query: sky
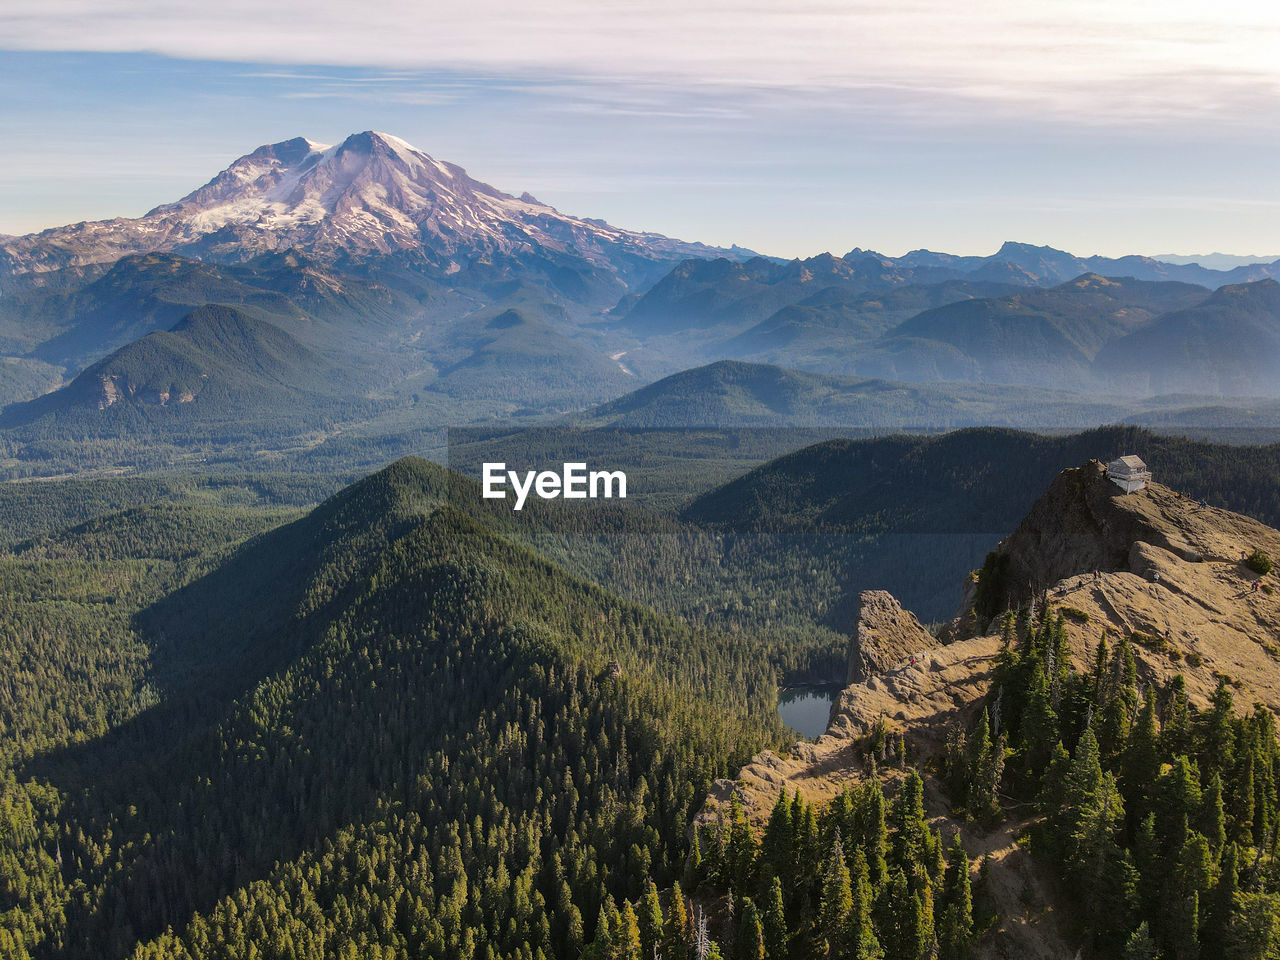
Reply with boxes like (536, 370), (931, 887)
(2, 0), (1279, 259)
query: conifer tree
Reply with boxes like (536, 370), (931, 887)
(664, 883), (695, 960)
(854, 779), (889, 887)
(1122, 689), (1162, 819)
(619, 902), (644, 960)
(1202, 840), (1238, 954)
(762, 791), (794, 888)
(1019, 663), (1058, 784)
(891, 772), (930, 872)
(848, 850), (880, 960)
(727, 796), (758, 897)
(1163, 675), (1193, 760)
(1122, 922), (1159, 960)
(1200, 678), (1237, 781)
(761, 876), (788, 960)
(937, 834), (973, 960)
(820, 837), (853, 958)
(638, 881), (664, 960)
(735, 899), (766, 960)
(1199, 773), (1227, 854)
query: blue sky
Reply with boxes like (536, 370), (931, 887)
(2, 1), (1279, 259)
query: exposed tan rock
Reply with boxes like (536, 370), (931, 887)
(847, 589), (941, 683)
(697, 458), (1280, 960)
(705, 602), (1001, 829)
(976, 459), (1280, 618)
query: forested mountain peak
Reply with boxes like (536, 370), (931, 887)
(30, 303), (346, 413)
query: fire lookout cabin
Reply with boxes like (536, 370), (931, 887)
(1106, 455), (1152, 494)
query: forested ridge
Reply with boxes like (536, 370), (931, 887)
(2, 429), (1280, 959)
(0, 458), (790, 960)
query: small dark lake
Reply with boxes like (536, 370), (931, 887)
(777, 686), (839, 739)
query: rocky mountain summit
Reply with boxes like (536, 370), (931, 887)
(700, 458), (1280, 957)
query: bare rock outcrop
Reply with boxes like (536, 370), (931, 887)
(972, 459), (1278, 621)
(697, 457), (1280, 960)
(847, 589), (941, 683)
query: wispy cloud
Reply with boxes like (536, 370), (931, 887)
(2, 0), (1277, 123)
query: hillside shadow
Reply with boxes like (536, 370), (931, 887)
(15, 501), (463, 959)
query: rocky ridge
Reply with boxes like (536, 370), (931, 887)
(698, 457), (1280, 958)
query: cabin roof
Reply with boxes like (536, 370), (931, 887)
(1107, 455), (1149, 475)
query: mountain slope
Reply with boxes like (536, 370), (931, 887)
(1, 304), (361, 437)
(681, 425), (1280, 618)
(0, 132), (734, 293)
(860, 273), (1211, 386)
(722, 277), (1020, 365)
(579, 359), (1163, 430)
(685, 426), (1280, 533)
(0, 457), (785, 960)
(1096, 279), (1280, 395)
(0, 251), (427, 373)
(615, 252), (952, 336)
(430, 308), (635, 407)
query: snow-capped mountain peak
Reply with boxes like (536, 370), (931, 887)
(1, 132), (730, 284)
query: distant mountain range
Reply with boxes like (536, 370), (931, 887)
(871, 240), (1280, 288)
(2, 130), (1279, 477)
(577, 359), (1280, 434)
(577, 359), (1129, 429)
(1154, 252), (1280, 270)
(857, 273), (1211, 387)
(1096, 278), (1280, 395)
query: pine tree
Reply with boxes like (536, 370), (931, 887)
(1156, 757), (1202, 855)
(1019, 663), (1058, 784)
(664, 883), (695, 960)
(1122, 922), (1159, 960)
(848, 850), (880, 960)
(909, 871), (937, 960)
(762, 791), (794, 888)
(1037, 741), (1071, 817)
(891, 772), (930, 871)
(687, 828), (705, 891)
(1199, 678), (1237, 781)
(619, 902), (644, 960)
(1132, 813), (1162, 922)
(1096, 635), (1138, 762)
(761, 876), (788, 960)
(727, 796), (758, 898)
(735, 899), (766, 960)
(1163, 675), (1193, 760)
(970, 730), (1005, 824)
(1091, 638), (1111, 708)
(820, 837), (853, 958)
(1199, 773), (1227, 854)
(1122, 689), (1162, 820)
(965, 709), (993, 817)
(937, 834), (973, 960)
(854, 778), (889, 887)
(1062, 740), (1136, 953)
(1202, 840), (1238, 954)
(1164, 833), (1212, 960)
(638, 881), (664, 960)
